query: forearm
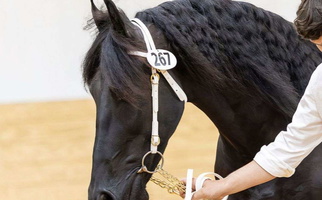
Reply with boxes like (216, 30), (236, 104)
(190, 161), (276, 200)
(221, 161), (275, 196)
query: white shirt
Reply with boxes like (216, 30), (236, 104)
(254, 64), (322, 177)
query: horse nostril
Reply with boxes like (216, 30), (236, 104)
(99, 192), (114, 200)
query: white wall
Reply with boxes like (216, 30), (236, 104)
(237, 0), (301, 22)
(0, 1), (93, 104)
(0, 0), (301, 104)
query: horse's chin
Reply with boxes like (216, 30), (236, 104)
(129, 188), (149, 200)
(99, 178), (149, 200)
(127, 175), (149, 200)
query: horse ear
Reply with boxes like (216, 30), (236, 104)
(103, 0), (130, 36)
(90, 0), (109, 31)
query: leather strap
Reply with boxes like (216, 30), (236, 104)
(185, 169), (194, 200)
(160, 70), (187, 102)
(131, 18), (157, 51)
(151, 70), (159, 154)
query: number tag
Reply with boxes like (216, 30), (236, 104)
(147, 49), (177, 70)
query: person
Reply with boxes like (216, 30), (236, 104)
(183, 0), (322, 199)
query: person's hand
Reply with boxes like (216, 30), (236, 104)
(179, 178), (195, 198)
(180, 161), (276, 199)
(191, 179), (228, 200)
(180, 178), (228, 200)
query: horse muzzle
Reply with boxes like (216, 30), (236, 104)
(88, 173), (150, 200)
(94, 191), (117, 200)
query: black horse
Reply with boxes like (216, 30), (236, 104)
(83, 0), (322, 199)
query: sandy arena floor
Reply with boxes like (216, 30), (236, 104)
(0, 100), (219, 200)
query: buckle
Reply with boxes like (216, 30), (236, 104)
(151, 135), (161, 146)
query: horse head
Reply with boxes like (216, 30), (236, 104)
(84, 1), (186, 199)
(84, 0), (322, 199)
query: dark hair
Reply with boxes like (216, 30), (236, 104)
(294, 0), (322, 40)
(83, 0), (322, 112)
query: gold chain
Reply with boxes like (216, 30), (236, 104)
(150, 167), (186, 196)
(149, 168), (213, 200)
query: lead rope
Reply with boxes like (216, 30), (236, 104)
(129, 18), (228, 200)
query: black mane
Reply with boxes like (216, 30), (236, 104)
(136, 0), (322, 116)
(83, 0), (322, 115)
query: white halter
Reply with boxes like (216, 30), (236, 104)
(130, 18), (228, 200)
(129, 18), (187, 174)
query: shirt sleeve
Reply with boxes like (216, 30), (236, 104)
(254, 64), (322, 178)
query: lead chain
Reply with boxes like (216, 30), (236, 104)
(150, 167), (186, 196)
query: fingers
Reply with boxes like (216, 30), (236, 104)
(191, 180), (226, 200)
(181, 178), (219, 200)
(180, 178), (187, 198)
(179, 189), (185, 199)
(190, 179), (213, 200)
(182, 178), (197, 191)
(180, 177), (197, 199)
(191, 188), (206, 200)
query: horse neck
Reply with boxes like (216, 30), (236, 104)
(148, 20), (287, 155)
(177, 74), (289, 157)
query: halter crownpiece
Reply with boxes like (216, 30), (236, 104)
(129, 18), (187, 102)
(129, 19), (178, 71)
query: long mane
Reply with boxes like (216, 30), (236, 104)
(83, 0), (322, 115)
(135, 0), (322, 116)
